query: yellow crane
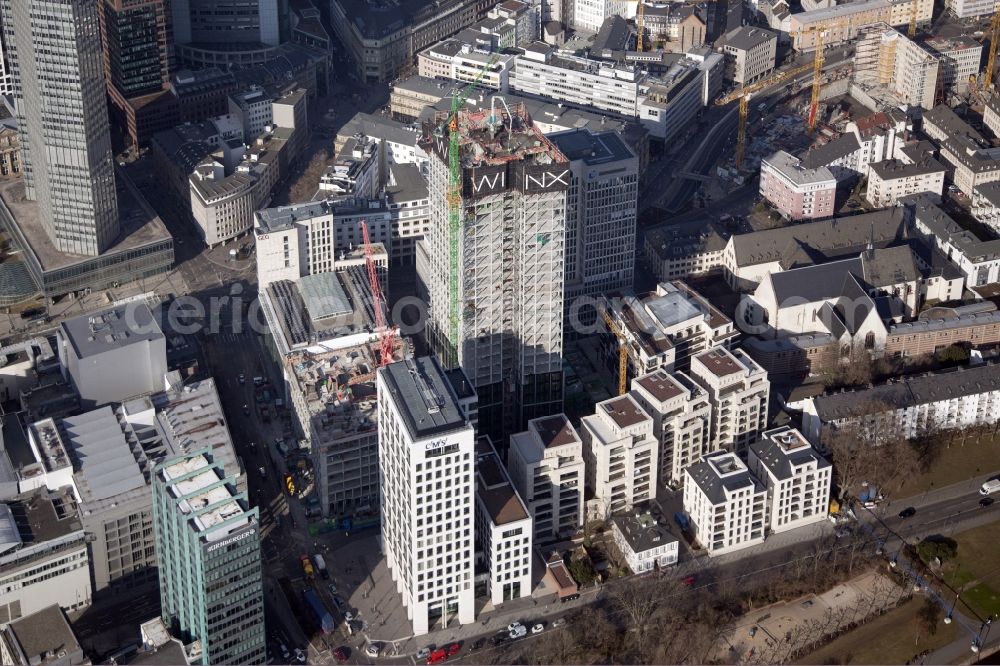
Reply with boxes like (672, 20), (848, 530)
(908, 0), (918, 38)
(602, 311), (628, 396)
(987, 11), (1000, 91)
(808, 27), (826, 134)
(636, 0), (646, 52)
(715, 62), (813, 168)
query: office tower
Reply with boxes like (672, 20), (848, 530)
(1, 0), (120, 257)
(548, 128), (638, 336)
(418, 103), (570, 441)
(152, 451), (265, 665)
(377, 357), (476, 636)
(97, 0), (175, 148)
(171, 0), (287, 66)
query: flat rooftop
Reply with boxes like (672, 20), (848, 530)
(597, 395), (649, 429)
(634, 369), (686, 403)
(695, 348), (744, 378)
(152, 378), (240, 480)
(549, 129), (634, 166)
(380, 357), (469, 441)
(0, 173), (170, 272)
(59, 302), (163, 360)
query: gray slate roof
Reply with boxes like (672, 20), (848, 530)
(380, 357), (469, 440)
(801, 133), (861, 170)
(750, 432), (829, 481)
(813, 362), (1000, 421)
(686, 453), (761, 505)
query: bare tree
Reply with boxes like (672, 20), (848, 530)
(288, 148), (331, 203)
(610, 577), (661, 662)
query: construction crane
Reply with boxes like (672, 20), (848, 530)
(438, 56), (499, 368)
(637, 0), (646, 52)
(986, 11), (1000, 92)
(907, 0), (918, 38)
(715, 62), (813, 168)
(602, 312), (628, 396)
(808, 27), (826, 133)
(360, 220), (395, 367)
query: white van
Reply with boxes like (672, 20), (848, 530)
(980, 479), (1000, 495)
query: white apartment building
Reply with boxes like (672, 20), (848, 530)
(690, 347), (769, 455)
(581, 395), (658, 517)
(599, 281), (738, 383)
(985, 97), (1000, 140)
(854, 25), (939, 110)
(636, 53), (723, 143)
(972, 182), (1000, 234)
(337, 113), (429, 172)
(549, 129), (638, 332)
(907, 194), (1000, 289)
(190, 161), (256, 247)
(418, 104), (568, 439)
(720, 26), (777, 85)
(377, 357), (477, 636)
(609, 510), (679, 574)
(630, 369), (713, 488)
(474, 439), (533, 606)
(508, 414), (586, 543)
(488, 0), (538, 45)
(866, 157), (946, 207)
(922, 35), (982, 94)
(759, 151), (837, 221)
(572, 0), (630, 33)
(940, 139), (1000, 196)
(747, 426), (832, 534)
(788, 0), (934, 52)
(801, 362), (1000, 443)
(683, 451), (767, 556)
(943, 0), (999, 18)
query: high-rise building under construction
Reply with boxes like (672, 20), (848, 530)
(417, 102), (569, 442)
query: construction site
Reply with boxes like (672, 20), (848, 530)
(418, 100), (570, 440)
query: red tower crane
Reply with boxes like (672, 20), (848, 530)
(360, 221), (395, 367)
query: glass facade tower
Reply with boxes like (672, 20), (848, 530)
(152, 451), (266, 665)
(0, 0), (120, 257)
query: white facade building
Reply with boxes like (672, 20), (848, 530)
(747, 426), (832, 534)
(683, 451), (767, 556)
(572, 0), (630, 33)
(690, 348), (769, 455)
(508, 414), (586, 543)
(801, 362), (1000, 443)
(943, 0), (999, 18)
(377, 357), (477, 636)
(581, 395), (658, 517)
(720, 26), (777, 85)
(609, 510), (679, 574)
(630, 369), (713, 488)
(474, 439), (533, 606)
(866, 157), (946, 207)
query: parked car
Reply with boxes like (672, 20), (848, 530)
(365, 643), (380, 658)
(898, 507), (917, 518)
(294, 648), (306, 663)
(980, 497), (995, 508)
(334, 646), (349, 663)
(344, 611), (354, 623)
(552, 617), (566, 628)
(415, 647), (431, 660)
(509, 625), (527, 639)
(531, 623), (544, 634)
(471, 638), (485, 651)
(683, 575), (697, 586)
(446, 643), (461, 656)
(280, 645), (290, 660)
(238, 374), (246, 384)
(490, 633), (508, 646)
(749, 626), (757, 637)
(426, 649), (448, 665)
(507, 622), (522, 632)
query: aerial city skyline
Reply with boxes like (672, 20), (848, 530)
(0, 0), (998, 664)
